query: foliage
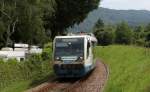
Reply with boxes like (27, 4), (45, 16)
(94, 19), (104, 30)
(132, 26), (145, 45)
(115, 22), (133, 44)
(1, 81), (31, 92)
(135, 39), (145, 46)
(0, 0), (56, 47)
(134, 26), (145, 39)
(145, 24), (150, 46)
(0, 21), (6, 48)
(94, 21), (115, 46)
(95, 45), (150, 92)
(0, 53), (53, 91)
(69, 7), (150, 33)
(0, 0), (101, 47)
(49, 0), (101, 39)
(0, 42), (54, 91)
(42, 43), (52, 60)
(10, 0), (55, 46)
(93, 20), (150, 47)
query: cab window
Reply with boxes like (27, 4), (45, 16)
(87, 41), (90, 58)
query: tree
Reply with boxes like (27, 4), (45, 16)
(93, 19), (115, 46)
(13, 0), (44, 45)
(133, 25), (145, 46)
(49, 0), (101, 39)
(94, 19), (104, 30)
(0, 21), (6, 48)
(0, 0), (56, 47)
(134, 25), (144, 39)
(115, 22), (133, 44)
(0, 0), (19, 46)
(144, 23), (150, 48)
(0, 0), (100, 47)
(93, 18), (104, 36)
(144, 23), (150, 32)
(41, 0), (56, 40)
(95, 26), (115, 46)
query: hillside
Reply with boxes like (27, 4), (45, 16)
(68, 8), (150, 32)
(97, 8), (150, 26)
(95, 45), (150, 92)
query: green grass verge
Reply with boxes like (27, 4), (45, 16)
(2, 45), (150, 92)
(1, 80), (31, 92)
(1, 73), (54, 92)
(95, 45), (150, 92)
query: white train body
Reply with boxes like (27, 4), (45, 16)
(53, 33), (97, 77)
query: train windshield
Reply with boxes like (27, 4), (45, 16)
(54, 38), (84, 58)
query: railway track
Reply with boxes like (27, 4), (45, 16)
(25, 60), (109, 92)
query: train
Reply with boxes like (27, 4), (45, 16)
(52, 33), (97, 78)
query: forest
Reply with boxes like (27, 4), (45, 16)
(0, 0), (150, 48)
(93, 19), (150, 47)
(0, 0), (100, 48)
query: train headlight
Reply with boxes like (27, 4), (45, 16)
(55, 57), (61, 61)
(56, 57), (60, 60)
(80, 57), (83, 60)
(76, 56), (83, 62)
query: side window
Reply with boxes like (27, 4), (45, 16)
(92, 42), (95, 59)
(87, 41), (90, 58)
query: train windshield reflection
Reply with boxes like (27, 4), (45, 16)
(54, 38), (84, 58)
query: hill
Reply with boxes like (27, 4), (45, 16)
(97, 8), (150, 26)
(95, 45), (150, 92)
(68, 8), (150, 32)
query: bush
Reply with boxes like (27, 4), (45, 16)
(94, 25), (115, 46)
(135, 39), (145, 46)
(0, 46), (53, 91)
(42, 43), (52, 60)
(115, 22), (133, 45)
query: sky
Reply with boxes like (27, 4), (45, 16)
(100, 0), (150, 10)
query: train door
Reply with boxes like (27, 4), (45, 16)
(91, 41), (97, 65)
(86, 38), (93, 65)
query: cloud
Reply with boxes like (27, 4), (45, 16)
(100, 0), (150, 10)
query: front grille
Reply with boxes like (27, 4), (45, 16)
(53, 64), (84, 69)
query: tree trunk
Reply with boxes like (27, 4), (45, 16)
(5, 19), (18, 47)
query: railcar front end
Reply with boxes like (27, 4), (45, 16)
(53, 35), (96, 78)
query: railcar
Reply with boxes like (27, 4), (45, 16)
(52, 33), (97, 77)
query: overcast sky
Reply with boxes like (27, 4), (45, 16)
(100, 0), (150, 10)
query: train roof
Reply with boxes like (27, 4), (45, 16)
(55, 35), (89, 38)
(55, 33), (97, 42)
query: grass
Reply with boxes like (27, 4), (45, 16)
(95, 45), (150, 92)
(1, 45), (150, 92)
(1, 81), (31, 92)
(0, 74), (54, 92)
(0, 70), (54, 92)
